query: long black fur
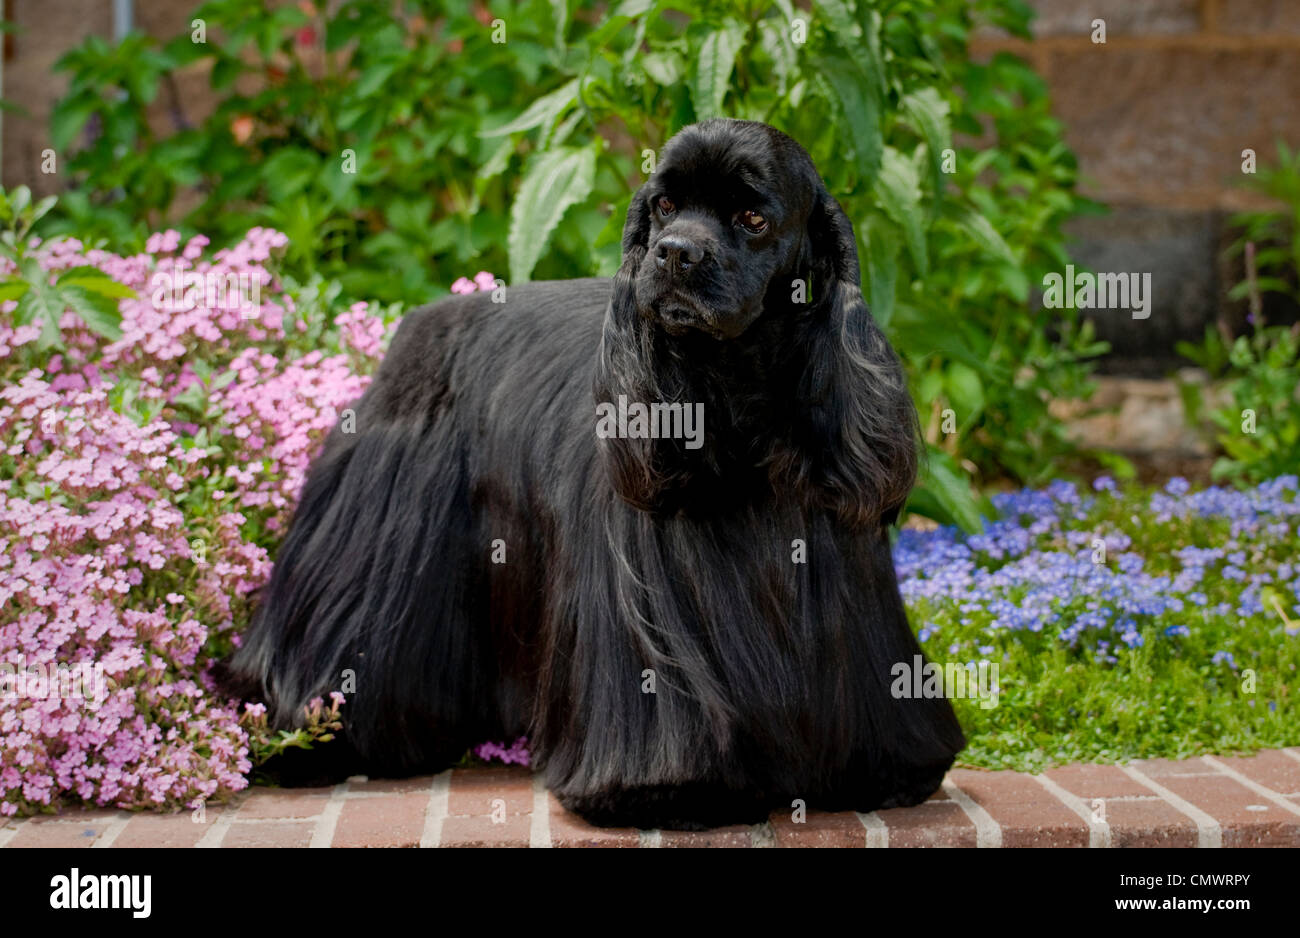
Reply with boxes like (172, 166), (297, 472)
(222, 119), (965, 829)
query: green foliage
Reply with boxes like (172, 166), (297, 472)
(43, 0), (1101, 529)
(1178, 142), (1300, 484)
(0, 186), (135, 349)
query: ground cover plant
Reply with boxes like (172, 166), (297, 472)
(900, 477), (1300, 772)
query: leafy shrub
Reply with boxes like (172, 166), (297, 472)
(1179, 143), (1300, 484)
(44, 0), (1102, 529)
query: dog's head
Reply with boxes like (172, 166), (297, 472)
(598, 119), (917, 527)
(617, 119), (838, 340)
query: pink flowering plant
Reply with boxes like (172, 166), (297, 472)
(0, 185), (416, 815)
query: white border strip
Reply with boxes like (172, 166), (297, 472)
(1120, 764), (1221, 848)
(1033, 773), (1111, 847)
(308, 781), (350, 849)
(91, 812), (131, 849)
(856, 811), (888, 848)
(1202, 756), (1300, 818)
(419, 770), (452, 848)
(942, 779), (1002, 847)
(195, 800), (239, 848)
(529, 773), (552, 848)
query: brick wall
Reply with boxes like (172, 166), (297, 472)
(4, 1), (1300, 374)
(974, 0), (1300, 373)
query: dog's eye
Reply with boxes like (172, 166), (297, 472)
(656, 196), (676, 217)
(738, 210), (767, 233)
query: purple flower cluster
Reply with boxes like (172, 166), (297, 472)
(472, 737), (530, 767)
(894, 475), (1300, 660)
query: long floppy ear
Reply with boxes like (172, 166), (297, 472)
(800, 192), (919, 528)
(593, 184), (676, 511)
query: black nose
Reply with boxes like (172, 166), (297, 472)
(654, 235), (705, 276)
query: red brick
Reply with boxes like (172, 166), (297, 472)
(659, 824), (752, 847)
(439, 815), (531, 847)
(546, 794), (638, 848)
(1212, 752), (1300, 794)
(115, 807), (226, 848)
(1218, 0), (1300, 35)
(1025, 762), (1201, 845)
(348, 775), (439, 794)
(446, 767), (533, 817)
(876, 801), (976, 847)
(1045, 763), (1157, 799)
(1131, 757), (1217, 778)
(769, 810), (867, 848)
(222, 821), (315, 848)
(948, 769), (1088, 847)
(237, 787), (333, 819)
(1103, 800), (1199, 848)
(1028, 0), (1201, 37)
(1153, 773), (1300, 847)
(332, 792), (428, 848)
(7, 814), (116, 848)
(1045, 47), (1300, 209)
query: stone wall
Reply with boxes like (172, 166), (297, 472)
(4, 1), (1300, 375)
(974, 0), (1300, 374)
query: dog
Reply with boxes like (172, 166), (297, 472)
(222, 118), (966, 830)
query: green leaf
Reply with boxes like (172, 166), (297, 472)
(945, 362), (986, 425)
(691, 22), (745, 120)
(952, 207), (1016, 266)
(862, 215), (899, 327)
(550, 0), (569, 48)
(0, 278), (30, 302)
(900, 87), (953, 203)
(508, 145), (597, 283)
(907, 448), (985, 534)
(50, 95), (96, 151)
(814, 0), (860, 42)
(62, 285), (124, 341)
(819, 58), (882, 178)
(480, 79), (579, 137)
(476, 137), (515, 190)
(57, 266), (138, 299)
(874, 146), (928, 274)
(17, 257), (67, 343)
(30, 195), (58, 228)
(262, 148), (320, 203)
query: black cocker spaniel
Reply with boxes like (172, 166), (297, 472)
(223, 118), (966, 830)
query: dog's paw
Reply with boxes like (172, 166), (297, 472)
(556, 782), (771, 831)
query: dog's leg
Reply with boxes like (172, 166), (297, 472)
(222, 412), (505, 780)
